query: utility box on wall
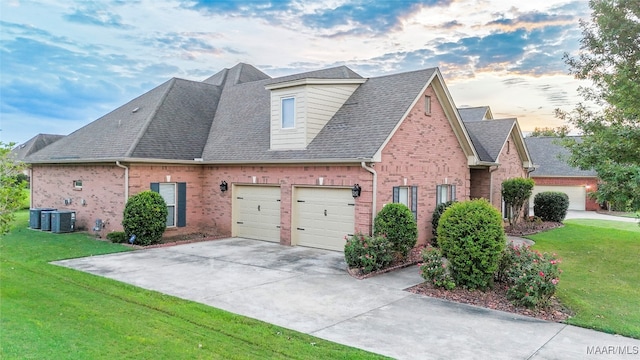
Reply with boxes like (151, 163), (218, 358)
(29, 208), (56, 229)
(51, 211), (76, 233)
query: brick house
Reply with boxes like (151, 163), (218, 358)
(26, 63), (532, 250)
(524, 136), (599, 211)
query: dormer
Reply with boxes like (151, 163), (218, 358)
(266, 78), (366, 150)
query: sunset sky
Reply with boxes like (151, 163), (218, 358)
(1, 0), (591, 145)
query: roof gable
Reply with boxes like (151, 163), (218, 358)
(525, 136), (596, 177)
(11, 134), (64, 161)
(458, 106), (493, 122)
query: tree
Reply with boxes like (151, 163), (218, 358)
(501, 178), (535, 226)
(0, 142), (28, 235)
(557, 0), (640, 211)
(529, 126), (569, 137)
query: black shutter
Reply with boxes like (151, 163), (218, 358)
(411, 186), (418, 220)
(436, 185), (442, 205)
(451, 185), (456, 201)
(177, 182), (186, 227)
(393, 186), (399, 203)
(150, 183), (159, 193)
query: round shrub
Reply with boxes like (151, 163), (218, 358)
(437, 199), (505, 290)
(431, 200), (456, 240)
(373, 203), (418, 258)
(122, 191), (168, 246)
(534, 191), (569, 222)
(344, 233), (394, 274)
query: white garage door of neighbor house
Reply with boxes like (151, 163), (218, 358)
(233, 186), (281, 242)
(531, 185), (586, 211)
(293, 187), (355, 251)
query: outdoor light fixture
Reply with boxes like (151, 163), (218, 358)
(220, 181), (228, 193)
(351, 184), (361, 198)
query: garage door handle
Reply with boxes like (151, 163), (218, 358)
(348, 203), (355, 206)
(236, 221), (244, 224)
(324, 209), (327, 216)
(258, 205), (260, 211)
(297, 227), (305, 231)
(297, 200), (305, 203)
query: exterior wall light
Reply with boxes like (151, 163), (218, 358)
(220, 181), (228, 193)
(352, 184), (361, 198)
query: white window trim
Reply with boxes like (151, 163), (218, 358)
(281, 97), (295, 129)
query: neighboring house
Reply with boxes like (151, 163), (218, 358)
(459, 106), (533, 215)
(10, 134), (64, 161)
(26, 63), (532, 250)
(525, 136), (599, 211)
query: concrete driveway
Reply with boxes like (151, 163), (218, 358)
(54, 238), (639, 359)
(565, 210), (639, 223)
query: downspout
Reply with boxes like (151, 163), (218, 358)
(361, 162), (377, 235)
(115, 161), (129, 201)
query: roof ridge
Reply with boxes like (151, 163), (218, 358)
(124, 78), (177, 157)
(371, 67), (437, 80)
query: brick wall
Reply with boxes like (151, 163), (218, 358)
(377, 85), (470, 245)
(491, 133), (527, 210)
(531, 176), (600, 211)
(31, 164), (126, 235)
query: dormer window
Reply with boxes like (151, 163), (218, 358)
(281, 97), (295, 128)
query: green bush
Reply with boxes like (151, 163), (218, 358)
(106, 231), (127, 244)
(534, 192), (569, 222)
(122, 191), (168, 246)
(373, 203), (418, 258)
(431, 201), (455, 240)
(344, 233), (394, 274)
(437, 199), (505, 290)
(497, 244), (562, 308)
(501, 178), (535, 226)
(420, 247), (455, 290)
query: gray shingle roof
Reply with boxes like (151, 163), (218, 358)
(458, 106), (490, 122)
(201, 67), (436, 161)
(10, 134), (64, 161)
(463, 119), (516, 162)
(524, 136), (597, 177)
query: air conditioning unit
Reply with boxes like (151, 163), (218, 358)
(29, 208), (56, 229)
(51, 211), (76, 233)
(40, 210), (57, 231)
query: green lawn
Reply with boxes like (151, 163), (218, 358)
(1, 211), (387, 359)
(529, 219), (640, 339)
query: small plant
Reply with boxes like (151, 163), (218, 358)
(437, 199), (505, 290)
(420, 247), (455, 290)
(431, 200), (455, 240)
(534, 191), (569, 222)
(498, 244), (562, 308)
(344, 233), (394, 274)
(106, 231), (127, 243)
(373, 203), (418, 259)
(122, 191), (168, 246)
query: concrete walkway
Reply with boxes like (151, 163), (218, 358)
(54, 238), (640, 360)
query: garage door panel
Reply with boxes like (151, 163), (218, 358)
(531, 185), (586, 211)
(234, 186), (281, 242)
(294, 187), (355, 251)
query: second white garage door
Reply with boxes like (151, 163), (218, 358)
(293, 187), (355, 251)
(531, 185), (586, 211)
(233, 185), (281, 242)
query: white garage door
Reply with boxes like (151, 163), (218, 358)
(531, 185), (586, 211)
(233, 186), (281, 242)
(293, 187), (355, 251)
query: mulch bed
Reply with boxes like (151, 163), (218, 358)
(347, 245), (426, 279)
(504, 220), (563, 236)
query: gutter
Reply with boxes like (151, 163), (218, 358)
(361, 161), (377, 235)
(115, 161), (129, 201)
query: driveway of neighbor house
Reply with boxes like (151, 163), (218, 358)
(54, 238), (640, 360)
(565, 210), (639, 223)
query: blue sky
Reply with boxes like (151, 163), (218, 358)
(1, 0), (590, 145)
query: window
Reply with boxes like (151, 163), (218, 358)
(73, 180), (83, 190)
(151, 182), (186, 227)
(393, 186), (418, 220)
(281, 97), (295, 128)
(424, 95), (431, 115)
(436, 184), (456, 205)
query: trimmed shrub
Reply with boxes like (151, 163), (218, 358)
(437, 199), (505, 290)
(497, 244), (562, 308)
(420, 247), (455, 290)
(534, 191), (569, 222)
(106, 231), (127, 243)
(122, 191), (168, 246)
(431, 200), (456, 240)
(501, 177), (535, 226)
(373, 203), (418, 258)
(344, 233), (394, 274)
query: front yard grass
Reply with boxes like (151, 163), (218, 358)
(528, 219), (640, 339)
(0, 211), (387, 359)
